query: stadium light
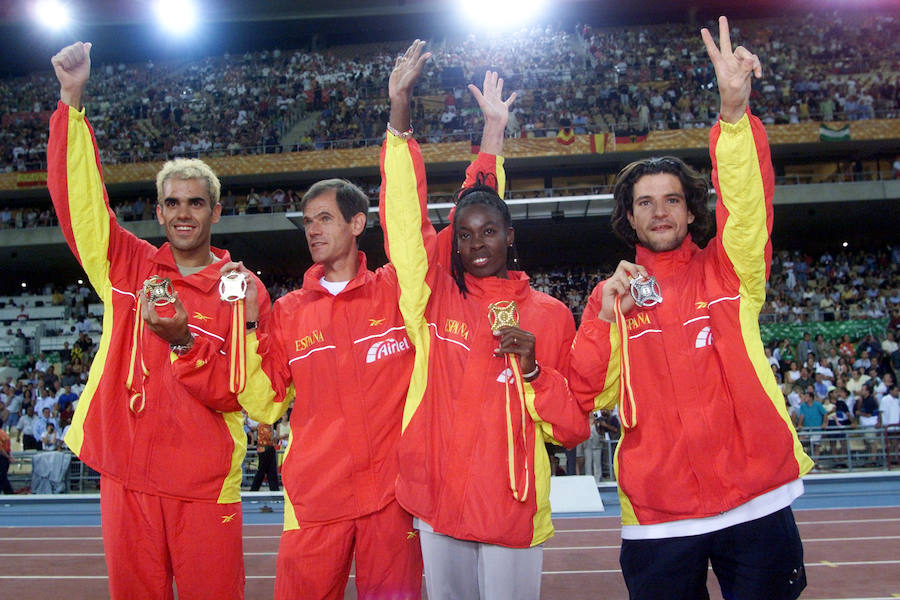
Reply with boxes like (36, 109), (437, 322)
(154, 0), (198, 36)
(33, 0), (71, 32)
(459, 0), (547, 29)
(20, 282), (27, 288)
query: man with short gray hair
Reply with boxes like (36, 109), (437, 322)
(231, 174), (424, 599)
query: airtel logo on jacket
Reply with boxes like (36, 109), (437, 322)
(365, 337), (411, 363)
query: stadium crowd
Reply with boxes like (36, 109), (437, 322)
(1, 10), (899, 172)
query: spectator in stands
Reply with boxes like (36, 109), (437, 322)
(34, 353), (50, 373)
(0, 426), (14, 494)
(852, 383), (882, 462)
(49, 41), (270, 600)
(40, 421), (59, 450)
(16, 404), (39, 450)
(566, 19), (810, 599)
(32, 405), (59, 449)
(796, 332), (816, 360)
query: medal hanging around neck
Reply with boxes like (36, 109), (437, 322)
(219, 271), (249, 394)
(127, 276), (177, 414)
(488, 300), (530, 503)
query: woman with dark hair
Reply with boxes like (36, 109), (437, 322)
(380, 42), (587, 599)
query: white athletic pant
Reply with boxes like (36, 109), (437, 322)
(416, 521), (543, 600)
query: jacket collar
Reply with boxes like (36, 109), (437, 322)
(150, 243), (230, 293)
(462, 270), (531, 302)
(634, 235), (699, 276)
(302, 251), (371, 295)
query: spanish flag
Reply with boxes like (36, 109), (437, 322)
(589, 133), (610, 153)
(556, 128), (575, 145)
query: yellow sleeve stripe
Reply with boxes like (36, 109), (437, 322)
(523, 379), (563, 446)
(495, 155), (506, 199)
(383, 133), (433, 432)
(615, 428), (640, 525)
(281, 428), (300, 531)
(716, 117), (813, 477)
(66, 105), (113, 298)
(530, 437), (554, 546)
(597, 322), (622, 411)
(217, 410), (247, 504)
(716, 115), (768, 308)
(63, 308), (114, 456)
(239, 333), (293, 424)
(61, 106), (116, 459)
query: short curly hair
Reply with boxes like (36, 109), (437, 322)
(610, 156), (712, 248)
(156, 158), (221, 208)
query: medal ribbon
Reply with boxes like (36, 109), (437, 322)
(504, 354), (530, 503)
(126, 297), (148, 414)
(614, 296), (638, 429)
(229, 299), (247, 394)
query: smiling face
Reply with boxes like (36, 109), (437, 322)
(157, 178), (221, 267)
(455, 203), (514, 279)
(626, 173), (695, 253)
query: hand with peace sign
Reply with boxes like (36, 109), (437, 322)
(701, 16), (762, 124)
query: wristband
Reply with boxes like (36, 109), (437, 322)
(387, 121), (414, 140)
(246, 321), (258, 331)
(169, 333), (196, 356)
(522, 362), (540, 382)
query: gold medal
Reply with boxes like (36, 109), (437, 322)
(142, 275), (176, 307)
(488, 300), (519, 332)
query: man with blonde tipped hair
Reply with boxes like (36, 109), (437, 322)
(48, 41), (269, 600)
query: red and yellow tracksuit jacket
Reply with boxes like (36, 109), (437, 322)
(381, 131), (588, 548)
(48, 102), (269, 503)
(239, 255), (415, 529)
(566, 112), (814, 526)
(238, 151), (499, 530)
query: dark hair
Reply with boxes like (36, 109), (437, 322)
(300, 179), (370, 226)
(610, 156), (713, 248)
(450, 181), (519, 296)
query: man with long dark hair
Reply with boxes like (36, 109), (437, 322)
(567, 17), (813, 600)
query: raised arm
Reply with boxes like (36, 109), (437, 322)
(703, 17), (775, 308)
(436, 72), (516, 267)
(48, 42), (155, 299)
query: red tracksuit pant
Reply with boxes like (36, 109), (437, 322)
(100, 475), (245, 599)
(274, 499), (423, 599)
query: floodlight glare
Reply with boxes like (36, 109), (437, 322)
(34, 0), (71, 31)
(154, 0), (198, 35)
(459, 0), (547, 28)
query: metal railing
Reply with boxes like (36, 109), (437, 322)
(6, 426), (897, 493)
(548, 425), (899, 484)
